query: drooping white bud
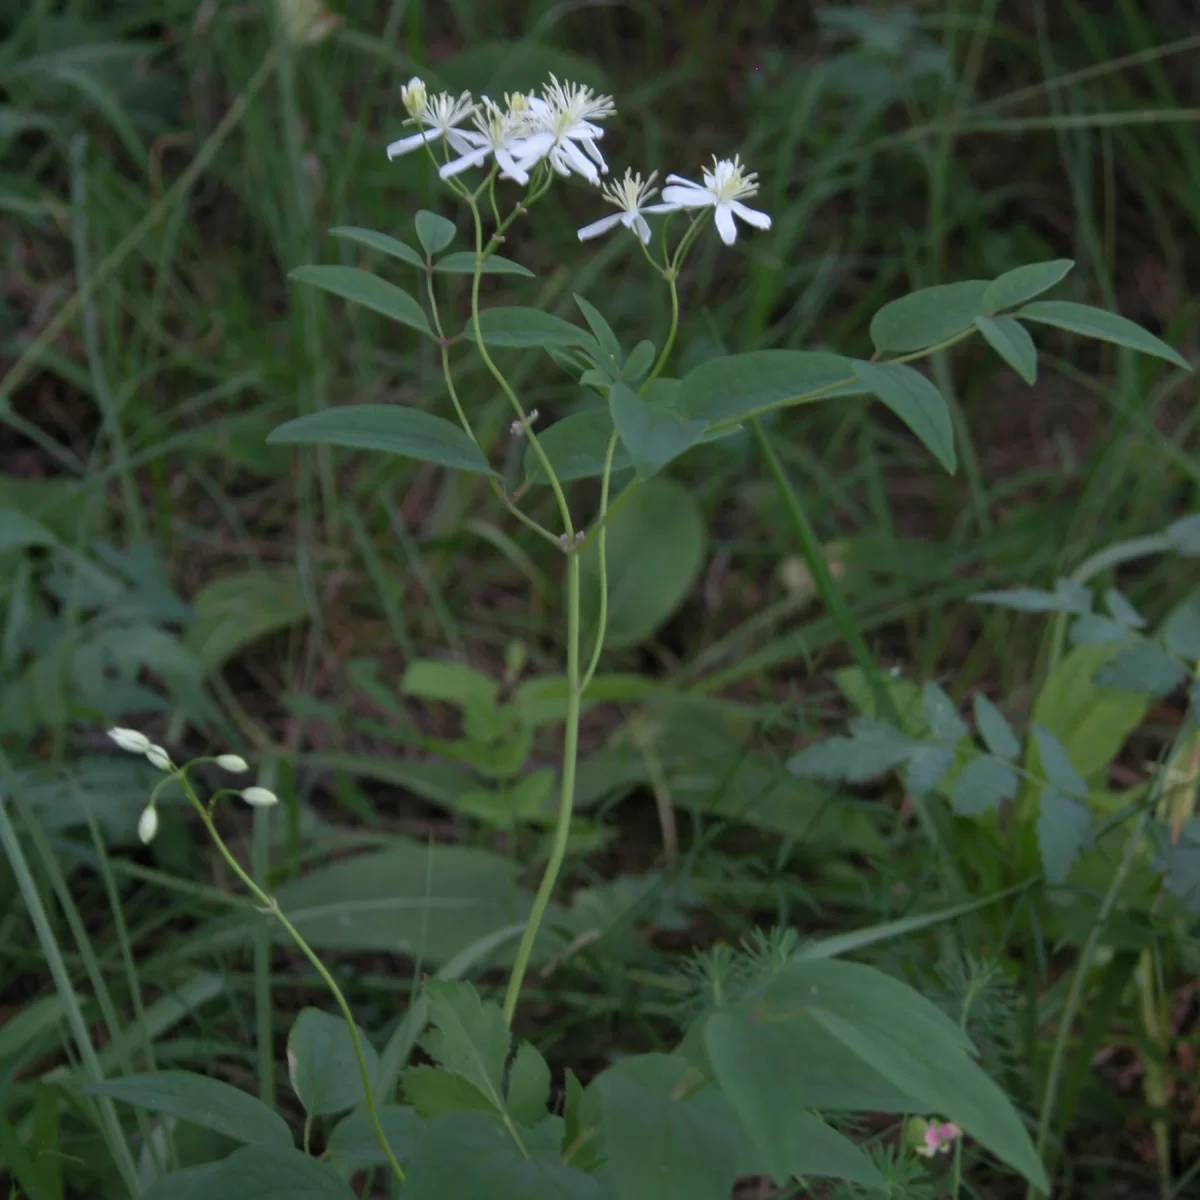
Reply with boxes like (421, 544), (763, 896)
(241, 786), (279, 807)
(137, 805), (159, 844)
(145, 745), (173, 772)
(216, 754), (250, 773)
(108, 727), (151, 755)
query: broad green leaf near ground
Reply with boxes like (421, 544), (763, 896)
(287, 1007), (378, 1116)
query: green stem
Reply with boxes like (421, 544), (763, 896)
(579, 433), (618, 696)
(185, 786), (404, 1184)
(643, 271), (679, 388)
(1029, 810), (1148, 1199)
(503, 552), (582, 1025)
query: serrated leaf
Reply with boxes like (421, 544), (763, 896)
(851, 361), (956, 473)
(903, 744), (955, 797)
(1069, 613), (1132, 648)
(329, 225), (424, 268)
(1104, 588), (1146, 629)
(951, 756), (1018, 816)
(288, 265), (430, 335)
(973, 578), (1091, 614)
(923, 681), (968, 742)
(1165, 598), (1200, 661)
(869, 280), (989, 352)
(788, 720), (914, 782)
(268, 406), (497, 476)
(422, 981), (509, 1113)
(83, 1071), (290, 1148)
(982, 260), (1074, 312)
(435, 251), (534, 277)
(973, 693), (1020, 760)
(506, 1042), (551, 1127)
(1037, 790), (1092, 884)
(574, 293), (622, 364)
(287, 1007), (378, 1116)
(610, 382), (707, 479)
(1019, 301), (1189, 370)
(1031, 724), (1087, 798)
(403, 1065), (498, 1120)
(1095, 640), (1188, 697)
(415, 209), (457, 255)
(327, 1105), (425, 1164)
(974, 316), (1037, 384)
(468, 307), (591, 348)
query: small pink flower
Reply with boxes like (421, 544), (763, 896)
(917, 1121), (962, 1157)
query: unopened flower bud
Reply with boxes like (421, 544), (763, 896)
(241, 786), (279, 807)
(145, 745), (173, 772)
(401, 76), (428, 119)
(216, 754), (250, 773)
(108, 727), (151, 755)
(137, 805), (159, 845)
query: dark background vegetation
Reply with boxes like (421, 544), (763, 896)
(1, 0), (1199, 1196)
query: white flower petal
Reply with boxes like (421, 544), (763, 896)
(644, 201), (682, 214)
(714, 203), (739, 245)
(560, 138), (599, 182)
(731, 200), (772, 230)
(660, 183), (714, 209)
(494, 148), (529, 184)
(440, 146), (491, 179)
(511, 130), (555, 167)
(386, 129), (437, 158)
(665, 173), (700, 188)
(634, 213), (652, 243)
(580, 137), (608, 170)
(577, 212), (624, 241)
(446, 129), (478, 155)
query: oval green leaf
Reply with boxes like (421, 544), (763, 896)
(288, 265), (430, 335)
(83, 1071), (291, 1148)
(327, 1105), (426, 1164)
(467, 307), (591, 349)
(268, 406), (496, 476)
(526, 409), (631, 484)
(610, 382), (707, 480)
(415, 209), (457, 255)
(328, 226), (424, 268)
(580, 477), (706, 648)
(206, 1144), (358, 1199)
(287, 1007), (378, 1116)
(982, 259), (1073, 313)
(975, 315), (1037, 384)
(869, 280), (989, 352)
(676, 350), (866, 425)
(851, 361), (956, 473)
(1018, 300), (1190, 369)
(434, 251), (534, 277)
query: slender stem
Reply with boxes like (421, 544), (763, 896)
(252, 764), (276, 1110)
(185, 787), (404, 1184)
(579, 433), (618, 696)
(643, 272), (679, 388)
(1029, 810), (1148, 1199)
(503, 552), (582, 1025)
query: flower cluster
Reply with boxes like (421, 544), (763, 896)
(386, 76), (771, 247)
(915, 1120), (962, 1158)
(107, 727), (277, 845)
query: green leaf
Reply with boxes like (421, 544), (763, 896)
(328, 225), (424, 268)
(434, 251), (534, 276)
(1019, 301), (1189, 369)
(982, 259), (1074, 312)
(1094, 640), (1188, 696)
(186, 568), (310, 672)
(1069, 613), (1131, 648)
(951, 757), (1018, 816)
(402, 1112), (603, 1199)
(973, 578), (1091, 614)
(1166, 513), (1200, 556)
(868, 280), (989, 352)
(851, 361), (956, 473)
(468, 307), (591, 348)
(422, 981), (509, 1114)
(675, 350), (866, 425)
(402, 660), (498, 707)
(1037, 790), (1092, 883)
(903, 744), (955, 797)
(574, 293), (622, 364)
(415, 209), (457, 255)
(703, 959), (1047, 1188)
(0, 509), (56, 550)
(268, 405), (496, 476)
(1104, 588), (1146, 630)
(83, 1071), (291, 1148)
(788, 720), (914, 782)
(437, 40), (608, 96)
(506, 1042), (551, 1127)
(1165, 597), (1200, 660)
(287, 1008), (378, 1116)
(973, 694), (1020, 760)
(140, 1164), (221, 1200)
(1031, 724), (1088, 799)
(609, 382), (707, 479)
(975, 316), (1037, 384)
(623, 340), (656, 383)
(404, 1065), (498, 1119)
(526, 409), (629, 483)
(594, 1058), (740, 1200)
(288, 264), (430, 335)
(205, 1144), (357, 1199)
(923, 681), (968, 742)
(326, 1105), (425, 1164)
(579, 478), (706, 649)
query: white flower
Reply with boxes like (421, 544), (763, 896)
(241, 786), (279, 807)
(387, 86), (478, 160)
(439, 96), (534, 185)
(137, 805), (159, 845)
(216, 754), (250, 773)
(145, 745), (173, 772)
(659, 155), (772, 245)
(577, 170), (674, 244)
(510, 75), (615, 184)
(108, 727), (151, 755)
